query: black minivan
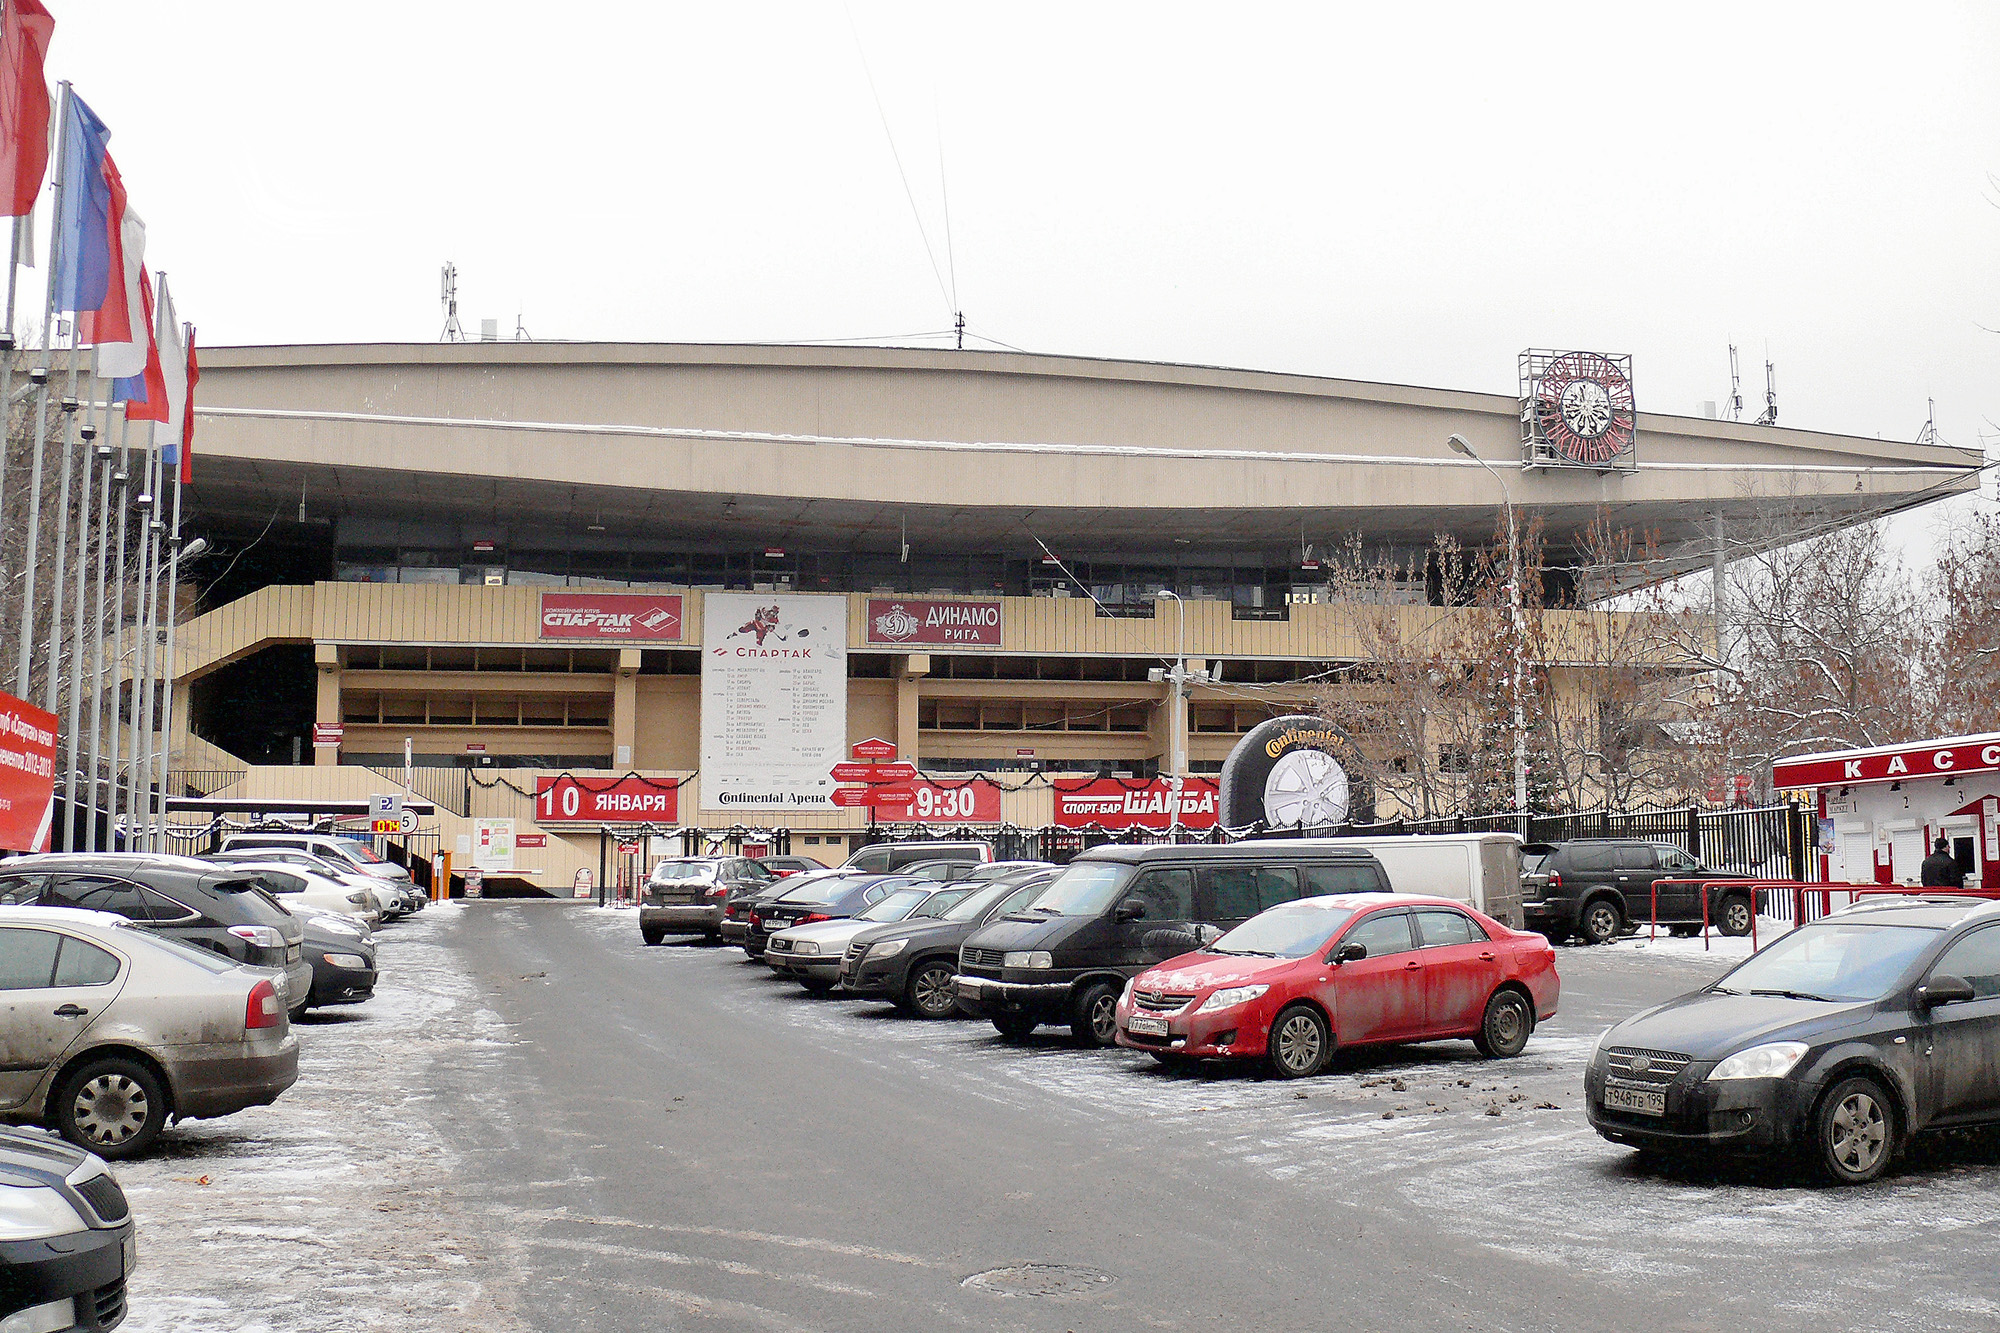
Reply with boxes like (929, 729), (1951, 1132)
(955, 843), (1391, 1046)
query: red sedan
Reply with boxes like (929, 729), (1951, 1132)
(1113, 893), (1560, 1078)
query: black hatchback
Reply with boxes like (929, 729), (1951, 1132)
(1586, 895), (2000, 1183)
(0, 854), (314, 1015)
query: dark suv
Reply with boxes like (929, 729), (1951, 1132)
(0, 854), (314, 1013)
(1523, 840), (1754, 945)
(640, 857), (777, 945)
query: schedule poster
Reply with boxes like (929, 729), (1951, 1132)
(700, 593), (848, 812)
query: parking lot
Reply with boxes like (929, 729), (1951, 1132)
(116, 901), (2000, 1332)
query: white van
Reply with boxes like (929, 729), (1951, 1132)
(220, 832), (417, 888)
(1238, 833), (1525, 929)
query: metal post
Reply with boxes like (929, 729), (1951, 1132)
(132, 443), (162, 850)
(104, 414), (129, 845)
(154, 459), (185, 852)
(85, 418), (118, 850)
(15, 83), (70, 698)
(60, 384), (96, 851)
(1711, 512), (1726, 662)
(0, 214), (24, 579)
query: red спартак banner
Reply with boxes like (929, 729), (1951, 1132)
(539, 593), (684, 641)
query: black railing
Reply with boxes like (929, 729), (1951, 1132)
(359, 765), (472, 817)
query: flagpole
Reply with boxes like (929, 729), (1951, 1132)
(131, 436), (159, 850)
(14, 81), (66, 699)
(156, 431), (185, 849)
(82, 388), (111, 851)
(59, 347), (96, 849)
(105, 410), (128, 845)
(0, 211), (22, 608)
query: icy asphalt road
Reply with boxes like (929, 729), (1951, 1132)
(124, 902), (2000, 1331)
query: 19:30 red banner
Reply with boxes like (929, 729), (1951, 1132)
(876, 780), (1000, 822)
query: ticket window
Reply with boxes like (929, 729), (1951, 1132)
(1944, 819), (1980, 885)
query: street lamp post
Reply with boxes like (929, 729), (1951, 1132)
(1446, 434), (1528, 821)
(1150, 591), (1211, 820)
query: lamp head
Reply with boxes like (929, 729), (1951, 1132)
(1447, 433), (1476, 458)
(178, 536), (209, 560)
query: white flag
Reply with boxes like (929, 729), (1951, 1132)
(95, 206), (146, 378)
(152, 275), (185, 452)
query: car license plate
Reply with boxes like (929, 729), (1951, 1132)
(958, 978), (984, 998)
(1604, 1082), (1666, 1116)
(124, 1230), (137, 1272)
(1127, 1015), (1170, 1037)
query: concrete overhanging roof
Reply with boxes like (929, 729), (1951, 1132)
(185, 342), (1980, 569)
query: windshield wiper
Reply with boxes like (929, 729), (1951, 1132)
(1708, 985), (1741, 996)
(1749, 988), (1831, 1002)
(1212, 947), (1277, 957)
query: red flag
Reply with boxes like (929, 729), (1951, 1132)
(0, 0), (52, 219)
(123, 269), (168, 423)
(74, 153), (129, 346)
(178, 325), (196, 483)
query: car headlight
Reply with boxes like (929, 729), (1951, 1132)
(0, 1183), (87, 1241)
(322, 953), (369, 970)
(1004, 951), (1053, 969)
(793, 941), (820, 956)
(1708, 1041), (1809, 1081)
(869, 939), (908, 959)
(1592, 1027), (1620, 1061)
(1197, 984), (1269, 1013)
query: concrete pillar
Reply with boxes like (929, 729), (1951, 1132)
(613, 648), (640, 768)
(313, 644), (340, 767)
(896, 654), (928, 764)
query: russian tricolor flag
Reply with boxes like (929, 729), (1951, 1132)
(51, 90), (115, 326)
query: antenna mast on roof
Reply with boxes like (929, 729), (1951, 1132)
(1916, 398), (1939, 447)
(1727, 344), (1743, 421)
(440, 263), (465, 342)
(1754, 360), (1777, 426)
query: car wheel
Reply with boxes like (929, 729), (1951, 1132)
(1814, 1076), (1895, 1184)
(53, 1058), (167, 1160)
(905, 961), (959, 1020)
(1473, 989), (1533, 1058)
(1071, 982), (1121, 1048)
(641, 926), (666, 947)
(288, 999), (310, 1023)
(1267, 1003), (1331, 1079)
(1716, 894), (1755, 938)
(992, 1015), (1038, 1041)
(1578, 899), (1623, 945)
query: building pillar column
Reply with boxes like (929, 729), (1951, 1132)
(313, 643), (340, 768)
(613, 648), (640, 768)
(896, 654), (928, 764)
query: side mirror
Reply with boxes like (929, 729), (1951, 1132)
(1918, 974), (1977, 1008)
(1331, 941), (1367, 964)
(1115, 898), (1146, 923)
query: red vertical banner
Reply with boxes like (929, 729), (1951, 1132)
(0, 689), (58, 851)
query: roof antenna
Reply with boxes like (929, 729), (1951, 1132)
(954, 310), (965, 351)
(514, 306), (532, 341)
(440, 263), (464, 342)
(1754, 359), (1778, 426)
(1727, 344), (1743, 421)
(1916, 398), (1939, 447)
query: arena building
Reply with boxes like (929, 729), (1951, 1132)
(157, 342), (1977, 887)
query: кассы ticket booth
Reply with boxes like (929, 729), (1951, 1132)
(1773, 733), (2000, 890)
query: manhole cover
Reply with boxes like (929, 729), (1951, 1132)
(961, 1264), (1115, 1299)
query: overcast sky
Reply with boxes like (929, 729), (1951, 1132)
(46, 2), (2000, 479)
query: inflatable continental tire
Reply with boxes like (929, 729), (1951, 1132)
(1216, 715), (1370, 832)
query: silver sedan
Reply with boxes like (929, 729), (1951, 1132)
(0, 907), (301, 1159)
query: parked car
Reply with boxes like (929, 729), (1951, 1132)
(297, 917), (377, 1010)
(755, 855), (826, 877)
(1286, 834), (1526, 929)
(752, 875), (925, 958)
(735, 870), (870, 958)
(0, 855), (314, 1018)
(1522, 839), (1754, 945)
(957, 842), (1392, 1046)
(897, 859), (984, 882)
(841, 868), (1060, 1017)
(207, 847), (388, 917)
(218, 832), (419, 896)
(213, 859), (381, 926)
(0, 907), (300, 1158)
(640, 857), (777, 945)
(842, 840), (991, 874)
(0, 1124), (133, 1329)
(1586, 894), (2000, 1183)
(767, 883), (975, 993)
(1114, 893), (1560, 1076)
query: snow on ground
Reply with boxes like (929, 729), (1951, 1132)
(577, 909), (2000, 1330)
(118, 904), (531, 1333)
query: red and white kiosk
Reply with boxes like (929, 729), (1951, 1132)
(1773, 733), (2000, 891)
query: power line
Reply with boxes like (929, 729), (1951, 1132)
(844, 4), (953, 314)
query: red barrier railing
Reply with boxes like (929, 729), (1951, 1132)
(1646, 879), (1999, 952)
